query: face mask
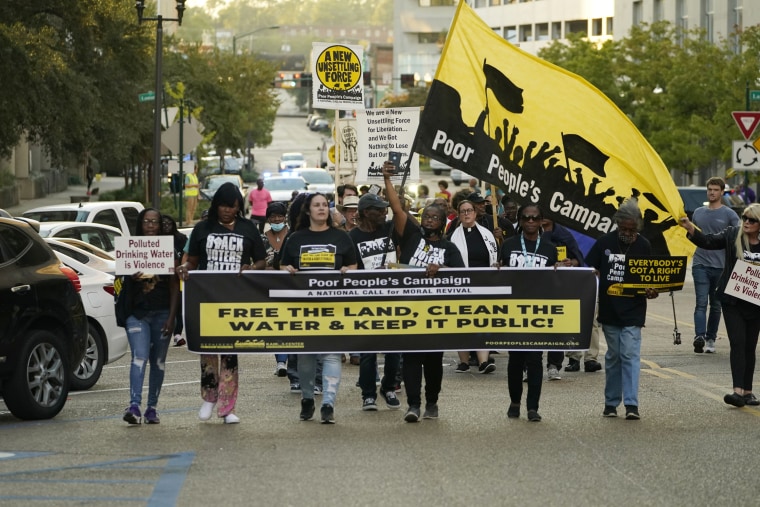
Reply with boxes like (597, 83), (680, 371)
(270, 223), (285, 232)
(421, 226), (439, 238)
(618, 232), (637, 244)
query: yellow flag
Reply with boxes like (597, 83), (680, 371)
(416, 1), (693, 258)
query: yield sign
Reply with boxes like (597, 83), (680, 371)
(731, 111), (760, 140)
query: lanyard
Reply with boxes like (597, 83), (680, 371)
(520, 233), (541, 267)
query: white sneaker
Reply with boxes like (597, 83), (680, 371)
(705, 340), (716, 353)
(547, 366), (562, 381)
(275, 362), (287, 377)
(198, 401), (216, 421)
(223, 413), (240, 424)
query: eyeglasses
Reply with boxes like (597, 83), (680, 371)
(460, 209), (475, 215)
(742, 215), (759, 225)
(422, 215), (442, 222)
(142, 219), (160, 224)
(520, 215), (542, 222)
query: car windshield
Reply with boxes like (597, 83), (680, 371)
(266, 178), (305, 191)
(282, 154), (304, 162)
(206, 177), (240, 190)
(23, 210), (88, 222)
(299, 171), (332, 184)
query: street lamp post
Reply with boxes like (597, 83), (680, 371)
(232, 25), (279, 56)
(135, 0), (186, 209)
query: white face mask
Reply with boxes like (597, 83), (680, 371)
(270, 222), (285, 232)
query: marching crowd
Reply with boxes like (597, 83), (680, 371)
(115, 165), (760, 426)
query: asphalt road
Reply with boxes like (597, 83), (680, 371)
(2, 116), (759, 506)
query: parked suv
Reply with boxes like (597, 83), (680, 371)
(22, 201), (144, 236)
(0, 217), (88, 420)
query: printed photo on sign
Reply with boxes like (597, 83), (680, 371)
(312, 42), (364, 109)
(115, 236), (175, 275)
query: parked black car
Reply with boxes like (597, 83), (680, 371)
(0, 217), (88, 420)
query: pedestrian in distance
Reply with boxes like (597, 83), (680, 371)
(689, 177), (740, 354)
(119, 208), (180, 425)
(585, 198), (659, 420)
(184, 164), (200, 224)
(679, 203), (760, 408)
(247, 178), (273, 234)
(176, 182), (267, 424)
(280, 192), (358, 424)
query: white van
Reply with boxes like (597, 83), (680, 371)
(23, 201), (144, 236)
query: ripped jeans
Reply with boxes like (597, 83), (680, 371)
(125, 311), (171, 408)
(298, 354), (341, 407)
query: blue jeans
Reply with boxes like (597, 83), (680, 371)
(692, 264), (724, 340)
(298, 354), (341, 407)
(125, 311), (171, 408)
(602, 324), (641, 407)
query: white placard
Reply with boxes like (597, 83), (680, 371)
(115, 236), (176, 276)
(724, 259), (760, 306)
(355, 107), (420, 185)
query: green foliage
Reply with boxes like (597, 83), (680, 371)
(0, 171), (16, 187)
(379, 87), (430, 108)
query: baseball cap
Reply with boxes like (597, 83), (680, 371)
(337, 195), (360, 212)
(468, 191), (486, 203)
(358, 193), (390, 211)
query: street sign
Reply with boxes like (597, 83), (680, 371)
(751, 90), (760, 102)
(732, 140), (760, 170)
(161, 121), (204, 155)
(138, 91), (155, 102)
(731, 111), (760, 140)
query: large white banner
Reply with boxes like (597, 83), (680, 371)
(355, 107), (420, 185)
(312, 43), (365, 110)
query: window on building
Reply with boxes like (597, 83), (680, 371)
(490, 0), (501, 5)
(654, 0), (664, 21)
(418, 32), (440, 44)
(702, 0), (714, 43)
(472, 0), (487, 7)
(519, 24), (533, 42)
(565, 20), (587, 37)
(419, 0), (457, 6)
(536, 23), (549, 41)
(552, 22), (562, 40)
(633, 1), (643, 25)
(504, 26), (517, 43)
(607, 17), (613, 36)
(591, 18), (602, 36)
(730, 0), (743, 54)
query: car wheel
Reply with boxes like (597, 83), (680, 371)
(433, 169), (442, 175)
(452, 179), (462, 186)
(1, 329), (70, 420)
(70, 322), (104, 391)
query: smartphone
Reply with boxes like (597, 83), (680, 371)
(388, 151), (402, 172)
(368, 184), (382, 195)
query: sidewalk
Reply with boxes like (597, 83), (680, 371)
(2, 175), (128, 216)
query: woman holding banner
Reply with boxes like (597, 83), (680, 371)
(176, 183), (267, 424)
(679, 203), (760, 408)
(120, 208), (179, 425)
(280, 192), (357, 424)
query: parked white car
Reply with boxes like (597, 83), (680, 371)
(285, 168), (336, 196)
(45, 238), (116, 275)
(23, 201), (144, 236)
(37, 222), (123, 254)
(54, 251), (128, 390)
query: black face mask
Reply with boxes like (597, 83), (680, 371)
(421, 226), (439, 238)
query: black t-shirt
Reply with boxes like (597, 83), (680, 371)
(280, 227), (357, 270)
(187, 218), (266, 271)
(463, 227), (492, 267)
(398, 222), (465, 268)
(500, 233), (558, 268)
(349, 220), (403, 270)
(585, 231), (652, 327)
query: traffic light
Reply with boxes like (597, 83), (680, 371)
(400, 74), (415, 88)
(363, 71), (371, 86)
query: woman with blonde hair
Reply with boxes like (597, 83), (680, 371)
(680, 203), (760, 407)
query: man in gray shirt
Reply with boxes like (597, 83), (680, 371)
(691, 177), (740, 353)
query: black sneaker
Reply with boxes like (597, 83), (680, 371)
(584, 360), (602, 372)
(603, 405), (618, 418)
(300, 398), (315, 421)
(382, 390), (401, 410)
(625, 405), (640, 420)
(455, 362), (469, 373)
(423, 403), (438, 419)
(479, 362), (496, 374)
(724, 392), (746, 407)
(527, 409), (542, 422)
(290, 382), (301, 393)
(744, 393), (760, 406)
(507, 403), (520, 418)
(404, 405), (420, 422)
(362, 397), (378, 411)
(565, 359), (581, 372)
(320, 404), (335, 424)
(693, 334), (706, 353)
